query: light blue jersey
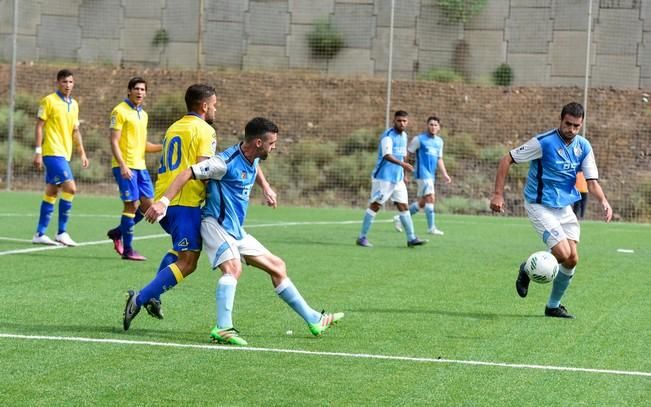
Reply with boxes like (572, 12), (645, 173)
(371, 127), (408, 183)
(408, 132), (443, 180)
(192, 144), (258, 240)
(510, 129), (598, 208)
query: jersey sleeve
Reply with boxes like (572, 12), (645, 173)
(110, 107), (124, 130)
(407, 136), (420, 154)
(191, 155), (227, 180)
(580, 150), (599, 180)
(37, 97), (49, 121)
(380, 135), (393, 157)
(197, 127), (217, 158)
(510, 137), (542, 163)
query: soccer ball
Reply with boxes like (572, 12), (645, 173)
(524, 251), (559, 284)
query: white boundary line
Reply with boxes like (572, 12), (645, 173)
(0, 220), (379, 256)
(0, 333), (648, 378)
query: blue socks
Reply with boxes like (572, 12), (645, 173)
(137, 264), (183, 307)
(57, 194), (73, 234)
(120, 213), (136, 251)
(36, 196), (55, 235)
(275, 278), (321, 324)
(547, 265), (575, 308)
(216, 274), (237, 328)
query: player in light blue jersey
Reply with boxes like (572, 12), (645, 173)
(145, 117), (343, 345)
(356, 110), (427, 248)
(393, 116), (451, 235)
(490, 102), (612, 319)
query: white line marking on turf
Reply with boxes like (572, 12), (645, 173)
(0, 333), (648, 378)
(0, 219), (379, 256)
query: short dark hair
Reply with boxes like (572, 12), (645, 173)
(394, 110), (408, 118)
(244, 117), (278, 142)
(57, 69), (73, 80)
(561, 102), (584, 119)
(427, 115), (440, 124)
(128, 77), (147, 91)
(185, 84), (216, 111)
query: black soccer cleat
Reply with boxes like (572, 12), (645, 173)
(144, 298), (164, 320)
(515, 262), (530, 298)
(544, 304), (575, 319)
(407, 237), (428, 247)
(123, 290), (141, 331)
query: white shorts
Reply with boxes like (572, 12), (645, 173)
(370, 179), (408, 205)
(524, 201), (580, 249)
(415, 179), (435, 198)
(201, 217), (270, 269)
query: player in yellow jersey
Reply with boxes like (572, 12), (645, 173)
(122, 84), (217, 329)
(106, 77), (162, 261)
(32, 69), (89, 247)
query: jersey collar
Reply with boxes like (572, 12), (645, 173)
(124, 98), (143, 112)
(56, 90), (72, 103)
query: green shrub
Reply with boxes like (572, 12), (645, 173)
(338, 128), (380, 155)
(479, 145), (506, 163)
(0, 107), (31, 143)
(148, 93), (186, 130)
(417, 68), (464, 83)
(437, 195), (490, 215)
(290, 141), (337, 167)
(438, 0), (488, 24)
(307, 19), (344, 59)
(493, 63), (514, 86)
(14, 92), (40, 116)
(0, 140), (33, 174)
(70, 159), (109, 182)
(445, 132), (480, 160)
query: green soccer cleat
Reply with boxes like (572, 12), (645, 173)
(308, 311), (344, 336)
(210, 326), (248, 346)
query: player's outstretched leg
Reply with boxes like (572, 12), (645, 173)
(275, 278), (344, 336)
(308, 311), (345, 336)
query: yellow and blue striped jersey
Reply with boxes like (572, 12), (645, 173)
(110, 99), (149, 169)
(155, 114), (217, 207)
(38, 91), (80, 161)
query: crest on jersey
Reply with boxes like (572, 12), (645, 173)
(557, 148), (564, 156)
(573, 146), (582, 156)
(241, 171), (247, 179)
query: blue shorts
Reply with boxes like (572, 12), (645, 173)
(43, 156), (74, 185)
(112, 167), (154, 202)
(159, 206), (202, 252)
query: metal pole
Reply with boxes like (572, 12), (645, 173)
(384, 0), (395, 129)
(6, 0), (18, 191)
(197, 0), (204, 71)
(582, 0), (593, 136)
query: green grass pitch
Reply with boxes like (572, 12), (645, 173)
(0, 191), (649, 405)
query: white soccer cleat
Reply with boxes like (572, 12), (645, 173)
(393, 215), (403, 232)
(428, 228), (444, 236)
(32, 233), (61, 246)
(55, 232), (78, 247)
